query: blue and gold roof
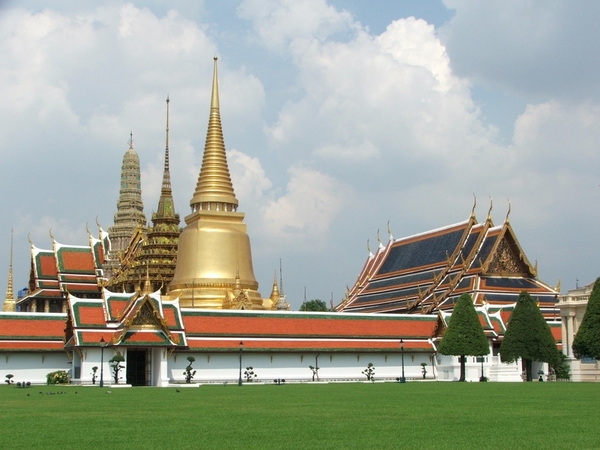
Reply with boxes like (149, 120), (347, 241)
(339, 209), (559, 323)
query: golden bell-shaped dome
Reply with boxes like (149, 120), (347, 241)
(167, 58), (264, 309)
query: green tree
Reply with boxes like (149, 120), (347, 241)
(299, 299), (328, 312)
(500, 291), (558, 381)
(438, 293), (489, 381)
(572, 277), (600, 360)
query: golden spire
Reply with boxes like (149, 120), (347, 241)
(3, 229), (16, 312)
(190, 57), (238, 211)
(270, 270), (280, 303)
(156, 96), (177, 219)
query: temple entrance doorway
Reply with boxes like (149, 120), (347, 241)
(126, 349), (148, 386)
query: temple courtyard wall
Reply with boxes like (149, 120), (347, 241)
(1, 347), (556, 385)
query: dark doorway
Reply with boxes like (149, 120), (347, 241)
(126, 349), (147, 386)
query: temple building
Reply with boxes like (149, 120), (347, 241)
(103, 133), (148, 279)
(16, 228), (109, 313)
(106, 98), (181, 294)
(338, 203), (560, 319)
(0, 58), (574, 385)
(166, 58), (266, 310)
(336, 202), (563, 381)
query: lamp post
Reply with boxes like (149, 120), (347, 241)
(478, 356), (485, 381)
(238, 341), (244, 386)
(99, 337), (105, 388)
(400, 339), (406, 383)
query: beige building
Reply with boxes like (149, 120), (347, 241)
(557, 282), (600, 381)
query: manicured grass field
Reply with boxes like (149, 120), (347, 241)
(1, 382), (599, 449)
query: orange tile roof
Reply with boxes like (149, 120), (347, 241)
(59, 250), (95, 272)
(77, 306), (106, 326)
(182, 312), (437, 339)
(0, 316), (65, 339)
(0, 341), (64, 350)
(39, 254), (58, 277)
(107, 300), (129, 320)
(186, 338), (433, 352)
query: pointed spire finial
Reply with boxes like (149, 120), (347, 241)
(189, 57), (238, 210)
(3, 229), (16, 312)
(279, 258), (284, 296)
(128, 131), (134, 149)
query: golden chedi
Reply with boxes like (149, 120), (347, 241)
(167, 58), (264, 309)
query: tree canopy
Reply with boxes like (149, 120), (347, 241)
(500, 291), (558, 381)
(438, 293), (489, 381)
(572, 277), (600, 360)
(299, 299), (329, 312)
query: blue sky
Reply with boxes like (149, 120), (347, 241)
(1, 0), (599, 308)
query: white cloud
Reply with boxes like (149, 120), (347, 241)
(238, 0), (357, 52)
(228, 149), (273, 201)
(261, 166), (346, 245)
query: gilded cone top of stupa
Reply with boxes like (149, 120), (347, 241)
(190, 57), (238, 209)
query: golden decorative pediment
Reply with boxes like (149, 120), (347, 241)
(487, 239), (527, 275)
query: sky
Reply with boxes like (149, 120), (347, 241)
(1, 0), (599, 310)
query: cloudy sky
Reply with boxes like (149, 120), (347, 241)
(1, 0), (599, 309)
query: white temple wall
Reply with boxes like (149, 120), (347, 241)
(436, 354), (525, 382)
(167, 351), (435, 383)
(0, 352), (71, 385)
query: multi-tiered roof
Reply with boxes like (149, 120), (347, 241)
(338, 205), (560, 322)
(17, 228), (109, 313)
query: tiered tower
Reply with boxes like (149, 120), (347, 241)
(104, 133), (148, 278)
(167, 57), (264, 309)
(107, 98), (181, 293)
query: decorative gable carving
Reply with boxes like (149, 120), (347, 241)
(132, 301), (162, 327)
(487, 239), (528, 275)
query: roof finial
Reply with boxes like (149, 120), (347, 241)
(487, 197), (493, 221)
(505, 199), (511, 223)
(471, 194), (477, 219)
(387, 220), (393, 241)
(367, 239), (371, 255)
(128, 131), (134, 149)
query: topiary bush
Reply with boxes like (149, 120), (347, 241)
(109, 354), (125, 384)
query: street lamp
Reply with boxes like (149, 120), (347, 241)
(99, 337), (106, 388)
(478, 356), (485, 381)
(399, 339), (406, 383)
(238, 341), (244, 386)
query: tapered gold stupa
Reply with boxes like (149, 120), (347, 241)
(167, 58), (264, 309)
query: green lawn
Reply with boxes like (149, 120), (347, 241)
(1, 382), (598, 449)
